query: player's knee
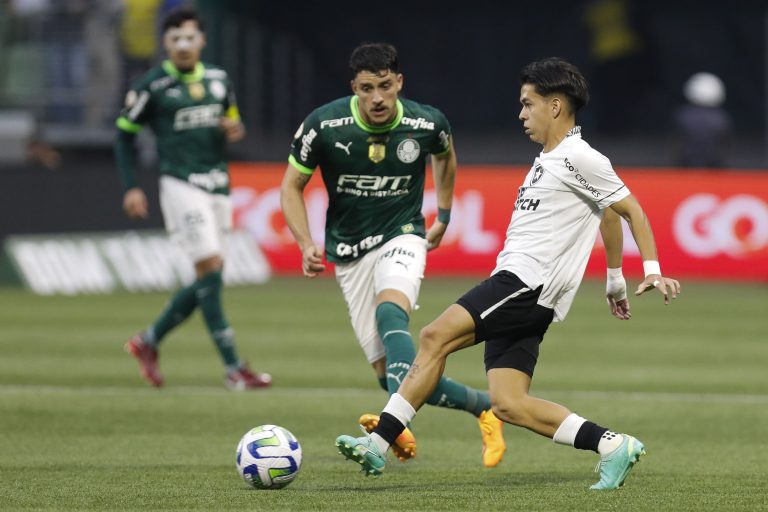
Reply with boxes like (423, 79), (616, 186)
(418, 324), (449, 357)
(491, 398), (528, 427)
(195, 255), (223, 277)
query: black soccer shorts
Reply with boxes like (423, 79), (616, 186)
(456, 271), (554, 376)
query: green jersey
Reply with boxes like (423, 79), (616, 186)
(116, 60), (240, 195)
(289, 96), (451, 263)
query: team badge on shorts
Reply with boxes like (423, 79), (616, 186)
(367, 135), (389, 163)
(396, 139), (421, 163)
(188, 82), (205, 101)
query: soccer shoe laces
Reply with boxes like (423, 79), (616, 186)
(594, 459), (605, 473)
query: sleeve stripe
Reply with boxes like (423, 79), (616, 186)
(288, 155), (315, 175)
(600, 185), (627, 203)
(127, 90), (150, 121)
(116, 116), (143, 133)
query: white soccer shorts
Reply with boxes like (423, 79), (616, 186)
(159, 175), (232, 263)
(334, 234), (427, 363)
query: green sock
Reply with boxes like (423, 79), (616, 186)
(426, 376), (492, 417)
(376, 301), (491, 416)
(376, 302), (416, 395)
(196, 271), (240, 368)
(146, 282), (198, 344)
(377, 376), (388, 392)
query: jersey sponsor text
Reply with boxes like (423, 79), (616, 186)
(401, 116), (435, 130)
(337, 234), (384, 259)
(174, 104), (223, 130)
(320, 117), (354, 129)
(300, 128), (318, 161)
(189, 169), (229, 191)
(563, 157), (601, 198)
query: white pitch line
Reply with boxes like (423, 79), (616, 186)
(538, 390), (768, 405)
(0, 385), (766, 404)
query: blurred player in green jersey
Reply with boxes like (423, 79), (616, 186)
(280, 42), (504, 466)
(114, 7), (271, 390)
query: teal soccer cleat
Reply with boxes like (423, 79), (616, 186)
(590, 435), (646, 490)
(335, 430), (386, 477)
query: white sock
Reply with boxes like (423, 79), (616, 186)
(370, 432), (390, 454)
(382, 393), (417, 427)
(597, 431), (624, 455)
(552, 413), (587, 446)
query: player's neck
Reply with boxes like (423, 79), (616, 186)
(541, 121), (576, 153)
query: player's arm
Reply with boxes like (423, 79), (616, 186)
(600, 207), (630, 320)
(114, 118), (148, 220)
(280, 163), (325, 277)
(608, 195), (681, 303)
(427, 140), (457, 251)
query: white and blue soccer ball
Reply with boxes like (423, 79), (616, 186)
(236, 425), (302, 489)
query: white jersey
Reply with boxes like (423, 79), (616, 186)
(492, 127), (630, 321)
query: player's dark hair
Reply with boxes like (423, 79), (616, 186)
(520, 57), (589, 113)
(349, 42), (399, 77)
(162, 6), (205, 33)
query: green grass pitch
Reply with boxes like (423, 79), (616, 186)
(0, 277), (766, 511)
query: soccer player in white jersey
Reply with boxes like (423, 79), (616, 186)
(335, 57), (681, 489)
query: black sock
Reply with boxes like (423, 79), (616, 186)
(574, 421), (609, 452)
(373, 412), (406, 446)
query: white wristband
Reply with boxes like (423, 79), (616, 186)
(607, 267), (623, 279)
(643, 260), (661, 277)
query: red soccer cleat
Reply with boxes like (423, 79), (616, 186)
(225, 363), (272, 390)
(124, 334), (164, 387)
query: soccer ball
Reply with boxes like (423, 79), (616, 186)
(236, 425), (302, 489)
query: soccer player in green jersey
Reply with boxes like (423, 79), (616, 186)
(114, 7), (271, 390)
(280, 42), (504, 467)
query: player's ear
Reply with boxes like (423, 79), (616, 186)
(551, 97), (563, 119)
(350, 79), (357, 94)
(396, 73), (403, 93)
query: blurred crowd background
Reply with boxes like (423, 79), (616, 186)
(1, 0), (767, 273)
(0, 0), (765, 169)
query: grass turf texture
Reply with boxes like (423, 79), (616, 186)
(0, 278), (766, 511)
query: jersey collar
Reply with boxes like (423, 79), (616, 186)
(566, 126), (582, 138)
(162, 60), (205, 83)
(350, 96), (403, 133)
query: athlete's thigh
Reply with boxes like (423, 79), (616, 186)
(334, 250), (382, 363)
(487, 367), (532, 403)
(211, 192), (233, 255)
(456, 270), (548, 343)
(373, 234), (427, 310)
(159, 176), (222, 263)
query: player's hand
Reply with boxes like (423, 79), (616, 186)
(606, 274), (631, 320)
(220, 117), (245, 143)
(426, 220), (448, 251)
(123, 187), (148, 219)
(634, 275), (681, 305)
(301, 245), (326, 277)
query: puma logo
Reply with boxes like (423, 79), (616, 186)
(335, 141), (352, 155)
(395, 260), (411, 270)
